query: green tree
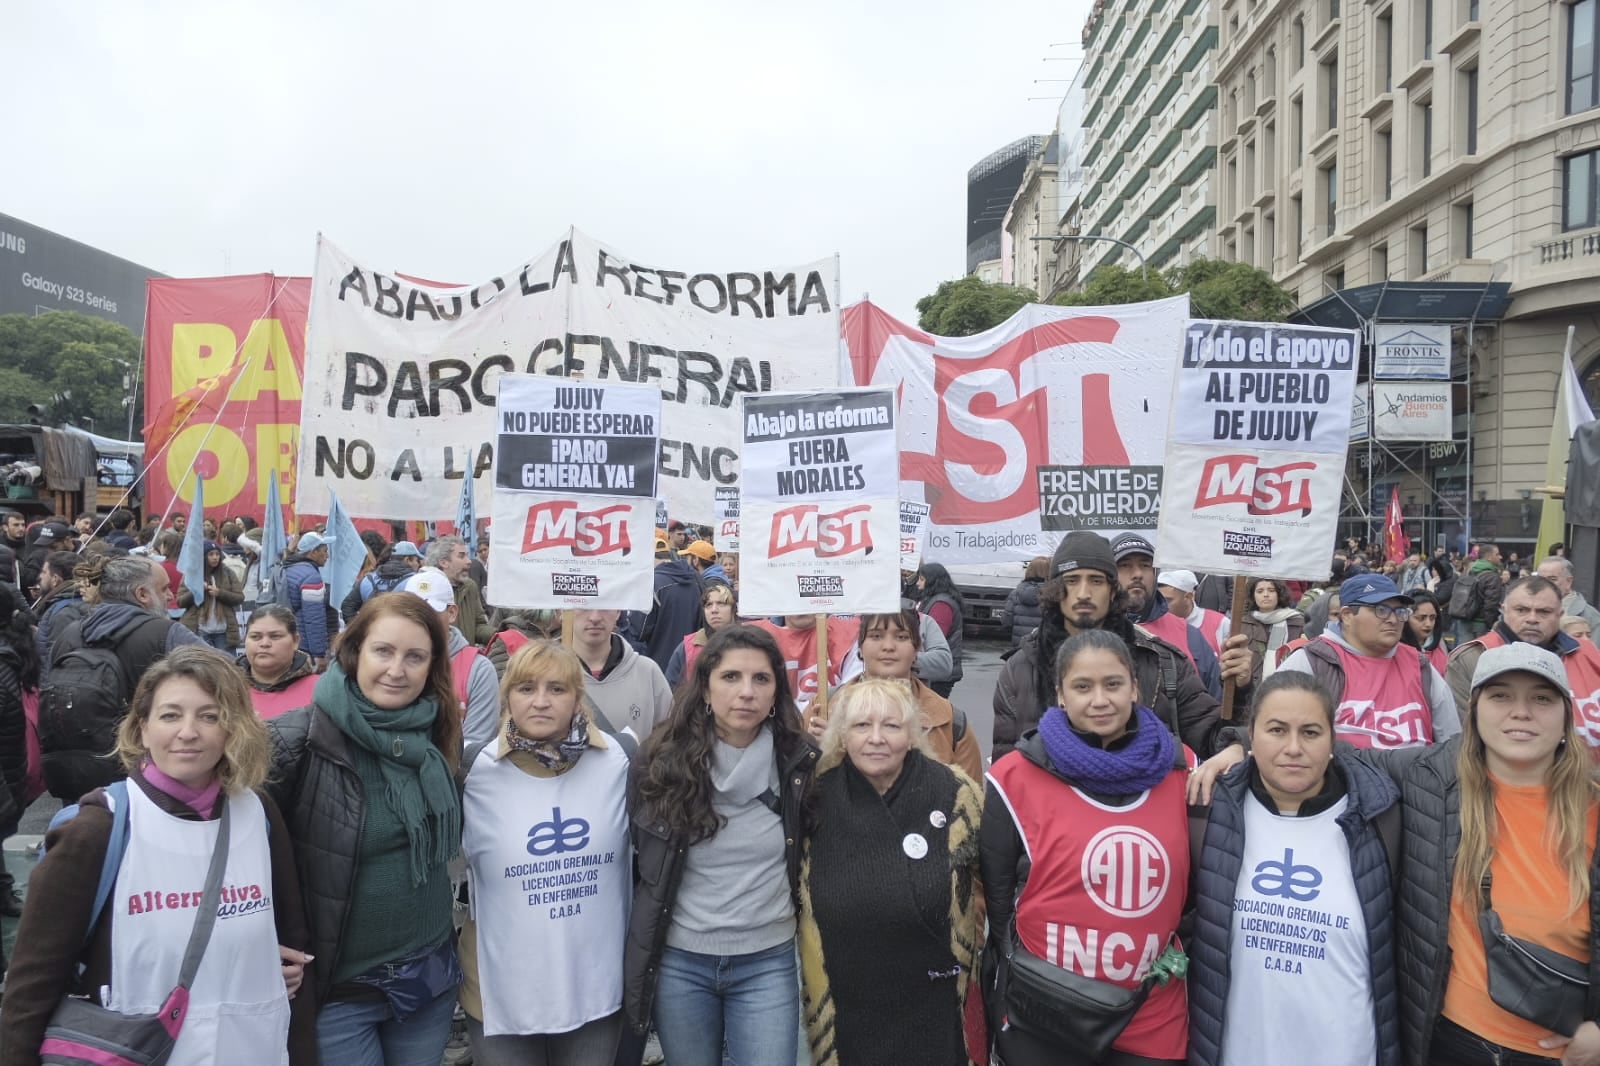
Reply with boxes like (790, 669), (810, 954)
(0, 311), (143, 436)
(915, 275), (1039, 336)
(1054, 258), (1297, 322)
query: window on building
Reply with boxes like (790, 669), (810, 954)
(1565, 149), (1600, 230)
(1264, 121), (1277, 182)
(1377, 127), (1393, 201)
(1415, 98), (1433, 177)
(1462, 66), (1479, 155)
(1292, 194), (1304, 253)
(1420, 0), (1434, 59)
(1295, 16), (1306, 69)
(1453, 199), (1475, 258)
(1243, 225), (1256, 266)
(1329, 0), (1340, 22)
(1572, 0), (1599, 114)
(1265, 212), (1277, 267)
(1228, 88), (1238, 128)
(1327, 267), (1345, 292)
(1410, 222), (1430, 275)
(1377, 10), (1394, 93)
(1292, 96), (1305, 161)
(1246, 71), (1257, 113)
(1323, 54), (1340, 132)
(1265, 48), (1278, 97)
(1229, 156), (1239, 212)
(1245, 140), (1257, 201)
(1322, 161), (1338, 236)
(1372, 243), (1390, 280)
(1467, 0), (1478, 19)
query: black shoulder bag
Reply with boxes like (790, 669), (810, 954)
(1477, 869), (1589, 1036)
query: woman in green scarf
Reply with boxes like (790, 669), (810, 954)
(265, 591), (463, 1066)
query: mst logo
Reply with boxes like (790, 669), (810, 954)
(1195, 454), (1316, 516)
(521, 501), (632, 556)
(527, 807), (591, 856)
(770, 504), (874, 558)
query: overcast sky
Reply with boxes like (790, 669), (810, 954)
(3, 0), (1088, 323)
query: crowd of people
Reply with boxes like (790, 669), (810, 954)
(0, 499), (1597, 1066)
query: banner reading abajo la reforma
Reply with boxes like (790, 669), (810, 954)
(296, 232), (839, 522)
(838, 297), (1187, 565)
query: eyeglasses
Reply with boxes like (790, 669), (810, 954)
(1362, 604), (1413, 622)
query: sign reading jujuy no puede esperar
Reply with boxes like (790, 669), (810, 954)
(489, 374), (662, 611)
(739, 389), (903, 617)
(1155, 320), (1360, 580)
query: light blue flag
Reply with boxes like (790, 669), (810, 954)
(260, 472), (288, 599)
(176, 474), (207, 604)
(324, 490), (368, 610)
(455, 452), (479, 557)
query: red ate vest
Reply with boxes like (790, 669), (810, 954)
(750, 617), (860, 707)
(451, 645), (481, 712)
(1192, 608), (1226, 654)
(986, 753), (1191, 1060)
(248, 673), (319, 721)
(1330, 640), (1434, 749)
(1474, 631), (1600, 756)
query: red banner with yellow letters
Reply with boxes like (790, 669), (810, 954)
(142, 275), (310, 524)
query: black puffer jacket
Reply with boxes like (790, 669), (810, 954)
(1188, 755), (1402, 1066)
(263, 705), (365, 1004)
(1001, 578), (1043, 648)
(622, 737), (818, 1034)
(1386, 738), (1600, 1064)
(0, 644), (30, 828)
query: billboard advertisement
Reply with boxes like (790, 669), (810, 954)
(0, 212), (164, 334)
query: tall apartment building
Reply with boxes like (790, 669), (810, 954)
(1212, 0), (1600, 548)
(1076, 0), (1221, 275)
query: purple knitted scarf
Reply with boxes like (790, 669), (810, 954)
(1037, 705), (1176, 794)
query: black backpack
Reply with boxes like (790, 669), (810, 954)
(1448, 574), (1482, 622)
(38, 617), (164, 801)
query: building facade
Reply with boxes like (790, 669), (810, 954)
(1003, 134), (1062, 294)
(967, 137), (1048, 274)
(0, 212), (163, 334)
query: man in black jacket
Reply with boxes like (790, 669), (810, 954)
(991, 531), (1254, 761)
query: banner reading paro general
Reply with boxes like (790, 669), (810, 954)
(295, 232), (839, 521)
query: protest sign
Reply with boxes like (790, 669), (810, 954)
(1036, 465), (1162, 531)
(1372, 323), (1451, 380)
(714, 486), (740, 551)
(1154, 320), (1360, 579)
(488, 375), (661, 610)
(739, 390), (901, 615)
(899, 501), (931, 569)
(296, 232), (838, 522)
(1351, 381), (1371, 442)
(1373, 382), (1453, 441)
(839, 297), (1184, 564)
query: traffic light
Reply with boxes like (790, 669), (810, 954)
(25, 403), (48, 426)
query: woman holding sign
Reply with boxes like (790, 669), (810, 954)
(458, 640), (631, 1065)
(1187, 672), (1402, 1066)
(624, 624), (818, 1066)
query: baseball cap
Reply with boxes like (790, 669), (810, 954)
(297, 531), (331, 554)
(1158, 569), (1199, 594)
(390, 541), (423, 559)
(402, 566), (456, 612)
(682, 540), (716, 562)
(1471, 642), (1571, 696)
(1111, 533), (1156, 563)
(34, 522), (71, 546)
(654, 533), (669, 555)
(1051, 531), (1117, 580)
(1338, 574), (1413, 607)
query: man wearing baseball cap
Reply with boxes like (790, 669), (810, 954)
(680, 539), (729, 588)
(401, 566), (499, 748)
(992, 530), (1255, 761)
(339, 540), (426, 624)
(1112, 533), (1223, 699)
(283, 531), (334, 666)
(1277, 574), (1459, 748)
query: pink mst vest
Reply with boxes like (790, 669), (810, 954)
(1141, 612), (1198, 669)
(249, 673), (319, 720)
(1193, 608), (1226, 653)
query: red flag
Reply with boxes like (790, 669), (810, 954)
(1384, 486), (1411, 566)
(142, 360), (247, 461)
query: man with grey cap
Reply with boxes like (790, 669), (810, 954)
(1277, 574), (1458, 748)
(401, 565), (500, 749)
(282, 530), (334, 666)
(992, 530), (1255, 761)
(340, 539), (425, 623)
(1112, 532), (1223, 698)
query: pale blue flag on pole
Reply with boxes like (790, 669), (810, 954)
(261, 472), (288, 600)
(324, 490), (368, 610)
(455, 453), (479, 557)
(177, 474), (207, 603)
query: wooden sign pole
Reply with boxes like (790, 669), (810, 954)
(561, 610), (574, 650)
(812, 614), (830, 721)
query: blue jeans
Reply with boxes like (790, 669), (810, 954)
(315, 987), (457, 1066)
(200, 630), (231, 652)
(652, 940), (798, 1066)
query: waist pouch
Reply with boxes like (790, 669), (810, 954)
(350, 936), (462, 1020)
(1003, 935), (1157, 1063)
(1478, 888), (1588, 1036)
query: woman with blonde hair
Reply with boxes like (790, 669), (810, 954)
(458, 640), (632, 1065)
(2, 645), (315, 1065)
(665, 581), (738, 688)
(799, 678), (983, 1066)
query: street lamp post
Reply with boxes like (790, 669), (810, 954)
(1029, 234), (1149, 283)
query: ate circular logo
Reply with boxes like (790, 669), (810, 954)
(1081, 826), (1171, 919)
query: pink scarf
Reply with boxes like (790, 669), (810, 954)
(141, 762), (223, 819)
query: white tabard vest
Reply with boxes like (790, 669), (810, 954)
(464, 742), (632, 1036)
(1219, 795), (1377, 1066)
(107, 785), (289, 1066)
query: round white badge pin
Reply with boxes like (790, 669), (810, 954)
(929, 810), (948, 829)
(903, 833), (929, 860)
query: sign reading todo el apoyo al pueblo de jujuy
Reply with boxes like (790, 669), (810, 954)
(490, 374), (661, 610)
(739, 389), (902, 616)
(1154, 320), (1359, 580)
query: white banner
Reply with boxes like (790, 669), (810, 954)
(739, 389), (901, 615)
(1351, 382), (1371, 442)
(1154, 321), (1360, 580)
(296, 232), (839, 520)
(1373, 381), (1453, 441)
(839, 298), (1186, 564)
(900, 501), (931, 569)
(1373, 323), (1451, 380)
(714, 486), (740, 552)
(488, 375), (661, 610)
